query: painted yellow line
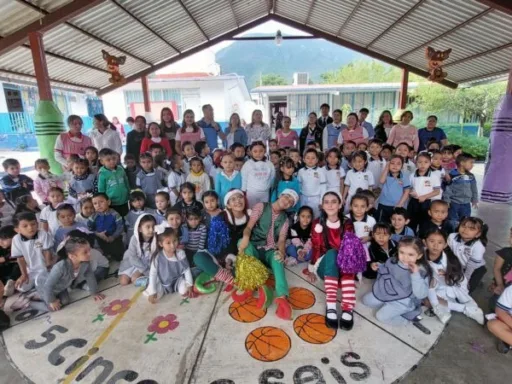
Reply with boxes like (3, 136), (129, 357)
(62, 288), (144, 384)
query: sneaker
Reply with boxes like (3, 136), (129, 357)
(463, 306), (484, 325)
(339, 310), (354, 331)
(432, 304), (451, 324)
(4, 280), (15, 297)
(497, 340), (510, 354)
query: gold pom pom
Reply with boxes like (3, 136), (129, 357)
(234, 253), (269, 291)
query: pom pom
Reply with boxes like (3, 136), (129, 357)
(207, 216), (230, 255)
(337, 232), (367, 274)
(234, 253), (269, 291)
(314, 224), (323, 233)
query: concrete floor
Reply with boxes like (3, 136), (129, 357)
(0, 162), (511, 383)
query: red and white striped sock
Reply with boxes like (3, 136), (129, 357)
(214, 268), (234, 285)
(325, 276), (338, 320)
(340, 274), (356, 312)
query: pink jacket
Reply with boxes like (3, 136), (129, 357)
(34, 174), (64, 203)
(387, 124), (419, 151)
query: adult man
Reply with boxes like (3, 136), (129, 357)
(318, 103), (333, 129)
(417, 115), (448, 151)
(358, 108), (375, 138)
(197, 104), (226, 150)
(238, 189), (299, 320)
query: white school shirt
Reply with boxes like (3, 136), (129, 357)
(497, 286), (512, 314)
(323, 166), (346, 193)
(40, 205), (60, 235)
(241, 159), (275, 193)
(344, 169), (375, 196)
(346, 214), (376, 240)
(167, 170), (186, 203)
(11, 231), (53, 276)
(447, 233), (486, 280)
(430, 169), (444, 200)
(403, 160), (416, 175)
(298, 166), (327, 197)
(367, 157), (387, 188)
(409, 170), (441, 197)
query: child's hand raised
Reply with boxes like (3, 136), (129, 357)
(50, 299), (61, 311)
(148, 294), (158, 304)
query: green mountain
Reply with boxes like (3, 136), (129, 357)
(216, 34), (368, 88)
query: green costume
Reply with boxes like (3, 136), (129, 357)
(34, 100), (65, 175)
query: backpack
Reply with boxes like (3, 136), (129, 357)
(337, 231), (367, 274)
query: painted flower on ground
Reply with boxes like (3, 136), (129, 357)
(102, 299), (131, 316)
(147, 314), (179, 334)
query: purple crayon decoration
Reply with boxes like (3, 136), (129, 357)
(482, 67), (512, 203)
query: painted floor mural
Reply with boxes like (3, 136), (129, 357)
(1, 267), (446, 384)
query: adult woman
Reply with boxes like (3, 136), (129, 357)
(174, 109), (205, 155)
(160, 107), (180, 152)
(374, 110), (395, 142)
(54, 115), (93, 170)
(193, 189), (250, 287)
(111, 117), (126, 143)
(245, 109), (271, 145)
(387, 110), (419, 151)
(224, 113), (248, 148)
(337, 112), (368, 146)
(89, 114), (123, 156)
(299, 112), (323, 154)
(417, 115), (448, 151)
(139, 122), (173, 157)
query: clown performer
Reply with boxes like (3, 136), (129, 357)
(193, 189), (250, 290)
(237, 189), (299, 320)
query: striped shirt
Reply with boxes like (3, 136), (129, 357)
(184, 224), (207, 251)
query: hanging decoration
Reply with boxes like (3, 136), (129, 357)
(425, 46), (452, 82)
(101, 49), (127, 85)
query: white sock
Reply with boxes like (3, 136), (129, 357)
(326, 302), (337, 320)
(341, 311), (353, 321)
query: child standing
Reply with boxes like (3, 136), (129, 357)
(181, 141), (196, 176)
(97, 149), (130, 217)
(363, 237), (431, 326)
(12, 213), (53, 292)
(215, 153), (242, 208)
(285, 206), (313, 266)
(441, 146), (457, 171)
(125, 190), (154, 242)
(140, 122), (173, 157)
(425, 228), (484, 325)
(36, 236), (104, 312)
(387, 111), (419, 152)
(53, 204), (87, 247)
(167, 155), (187, 206)
(68, 158), (96, 203)
(298, 149), (327, 218)
(136, 153), (166, 209)
(390, 208), (415, 242)
(202, 191), (221, 227)
(347, 194), (376, 250)
(408, 152), (441, 231)
(323, 148), (345, 197)
(343, 151), (374, 214)
(123, 153), (140, 190)
(34, 159), (64, 204)
(40, 187), (65, 235)
(448, 217), (488, 294)
(194, 141), (213, 175)
(0, 225), (21, 296)
(186, 157), (211, 202)
(341, 141), (356, 174)
(88, 193), (124, 261)
(307, 192), (366, 329)
(364, 223), (397, 279)
(271, 156), (301, 216)
(173, 183), (204, 221)
(183, 208), (207, 263)
(377, 155), (411, 223)
(241, 141), (275, 208)
(0, 158), (34, 203)
(367, 139), (386, 194)
(144, 228), (194, 303)
(119, 214), (157, 286)
(443, 153), (478, 223)
(396, 143), (416, 175)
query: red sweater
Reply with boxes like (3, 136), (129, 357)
(140, 137), (173, 158)
(310, 218), (354, 266)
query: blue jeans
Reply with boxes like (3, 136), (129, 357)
(448, 202), (471, 223)
(286, 244), (312, 262)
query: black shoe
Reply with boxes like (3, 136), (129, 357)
(497, 340), (510, 354)
(325, 308), (338, 329)
(339, 310), (354, 330)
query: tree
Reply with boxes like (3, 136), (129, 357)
(411, 82), (506, 129)
(320, 60), (424, 84)
(259, 73), (288, 86)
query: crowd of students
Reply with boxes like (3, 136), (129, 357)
(0, 103), (510, 355)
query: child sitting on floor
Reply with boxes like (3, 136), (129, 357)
(183, 208), (207, 264)
(285, 206), (313, 266)
(0, 225), (21, 297)
(76, 197), (94, 225)
(40, 187), (66, 235)
(202, 191), (221, 227)
(390, 208), (415, 242)
(125, 190), (154, 242)
(0, 158), (34, 203)
(54, 204), (87, 248)
(488, 286), (512, 354)
(33, 158), (64, 204)
(364, 223), (397, 279)
(144, 228), (194, 303)
(489, 227), (512, 312)
(68, 158), (96, 203)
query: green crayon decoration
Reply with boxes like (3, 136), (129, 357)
(34, 100), (65, 175)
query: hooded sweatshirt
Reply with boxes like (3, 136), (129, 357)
(119, 214), (157, 276)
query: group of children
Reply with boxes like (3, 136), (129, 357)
(0, 112), (510, 355)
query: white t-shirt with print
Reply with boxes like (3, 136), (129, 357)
(40, 205), (60, 235)
(344, 169), (375, 197)
(324, 167), (346, 193)
(497, 285), (512, 314)
(11, 230), (53, 276)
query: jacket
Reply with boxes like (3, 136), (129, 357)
(443, 169), (478, 205)
(299, 126), (323, 154)
(0, 174), (34, 202)
(126, 130), (146, 160)
(119, 213), (156, 276)
(364, 239), (397, 279)
(223, 126), (248, 148)
(97, 166), (130, 206)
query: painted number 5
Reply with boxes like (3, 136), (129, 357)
(25, 325), (69, 350)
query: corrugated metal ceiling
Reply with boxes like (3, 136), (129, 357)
(0, 0), (510, 93)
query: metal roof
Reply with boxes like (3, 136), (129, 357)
(0, 0), (510, 94)
(251, 82), (421, 94)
